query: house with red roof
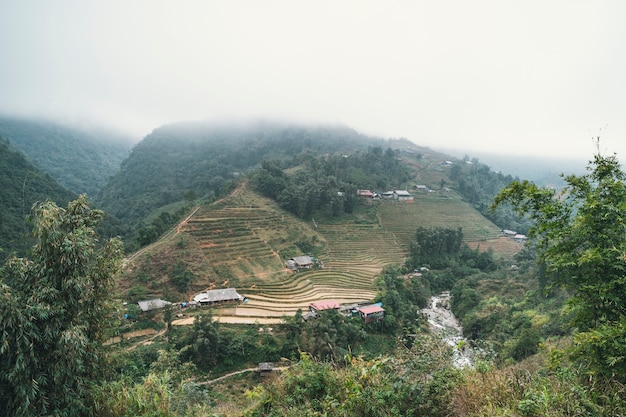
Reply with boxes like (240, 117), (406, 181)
(357, 189), (375, 198)
(357, 304), (385, 323)
(309, 300), (341, 316)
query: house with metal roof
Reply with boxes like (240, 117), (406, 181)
(192, 288), (244, 305)
(137, 298), (172, 312)
(382, 190), (413, 201)
(309, 300), (341, 316)
(286, 255), (315, 270)
(357, 304), (385, 323)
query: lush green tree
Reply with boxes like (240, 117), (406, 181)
(180, 314), (221, 371)
(0, 195), (123, 416)
(299, 309), (366, 361)
(256, 335), (460, 417)
(406, 226), (464, 270)
(253, 146), (411, 219)
(493, 150), (626, 379)
(507, 327), (541, 361)
(450, 283), (482, 318)
(170, 260), (194, 293)
(376, 265), (428, 336)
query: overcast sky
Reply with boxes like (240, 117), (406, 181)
(1, 1), (625, 159)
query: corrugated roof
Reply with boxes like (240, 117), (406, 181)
(358, 305), (385, 314)
(193, 288), (243, 303)
(292, 256), (314, 266)
(310, 300), (341, 311)
(395, 190), (412, 196)
(137, 298), (172, 312)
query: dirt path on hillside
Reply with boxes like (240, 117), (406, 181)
(198, 366), (289, 386)
(123, 180), (248, 267)
(172, 315), (285, 326)
(125, 327), (167, 351)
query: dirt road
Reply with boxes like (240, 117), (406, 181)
(172, 316), (285, 326)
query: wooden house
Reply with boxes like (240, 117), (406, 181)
(286, 255), (315, 270)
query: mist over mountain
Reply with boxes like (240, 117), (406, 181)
(442, 149), (589, 188)
(0, 115), (594, 258)
(0, 136), (76, 257)
(96, 120), (390, 227)
(0, 116), (136, 197)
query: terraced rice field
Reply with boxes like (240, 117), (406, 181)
(174, 187), (513, 324)
(181, 202), (410, 322)
(377, 194), (502, 249)
(179, 207), (287, 278)
(174, 189), (389, 323)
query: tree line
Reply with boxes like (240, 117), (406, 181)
(252, 146), (411, 218)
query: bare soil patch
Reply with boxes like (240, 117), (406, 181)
(172, 316), (284, 325)
(466, 236), (523, 257)
(104, 327), (159, 345)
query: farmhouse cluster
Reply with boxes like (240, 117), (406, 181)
(136, 288), (246, 313)
(357, 188), (414, 201)
(135, 290), (385, 325)
(306, 300), (385, 324)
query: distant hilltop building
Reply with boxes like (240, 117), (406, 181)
(382, 190), (413, 201)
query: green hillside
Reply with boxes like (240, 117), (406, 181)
(113, 122), (527, 313)
(118, 169), (520, 322)
(0, 116), (134, 197)
(97, 121), (389, 228)
(0, 136), (77, 257)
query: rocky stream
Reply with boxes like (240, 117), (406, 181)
(422, 292), (473, 368)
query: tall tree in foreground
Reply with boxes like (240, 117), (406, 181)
(492, 149), (626, 379)
(0, 195), (123, 416)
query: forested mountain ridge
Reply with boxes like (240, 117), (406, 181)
(0, 116), (135, 197)
(97, 121), (395, 228)
(0, 136), (77, 257)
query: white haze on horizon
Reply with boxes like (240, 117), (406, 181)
(1, 1), (626, 160)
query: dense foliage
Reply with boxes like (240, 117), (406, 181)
(98, 121), (387, 227)
(0, 136), (77, 258)
(0, 195), (123, 416)
(255, 341), (460, 417)
(493, 150), (626, 380)
(253, 146), (411, 218)
(0, 116), (133, 197)
(132, 203), (192, 251)
(407, 226), (464, 269)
